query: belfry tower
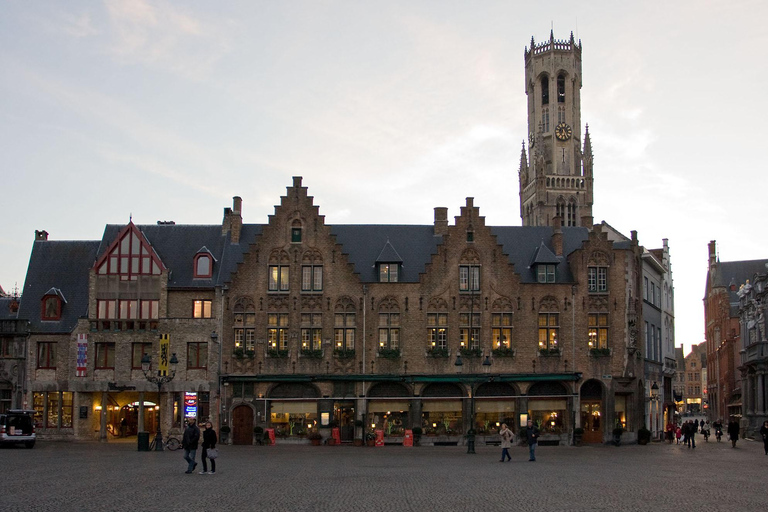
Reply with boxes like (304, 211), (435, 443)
(519, 31), (594, 227)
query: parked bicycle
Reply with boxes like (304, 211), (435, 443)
(148, 435), (181, 451)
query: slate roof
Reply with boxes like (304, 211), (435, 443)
(713, 259), (768, 316)
(18, 240), (101, 333)
(330, 225), (441, 282)
(0, 297), (19, 320)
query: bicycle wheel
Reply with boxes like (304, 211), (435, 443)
(166, 437), (181, 451)
(148, 438), (157, 451)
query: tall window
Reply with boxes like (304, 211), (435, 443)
(37, 342), (56, 369)
(588, 267), (608, 292)
(193, 300), (212, 318)
(643, 277), (649, 301)
(95, 343), (115, 369)
(567, 202), (576, 227)
(234, 301), (256, 351)
(269, 265), (290, 292)
(187, 342), (208, 369)
(537, 264), (556, 283)
(132, 342), (152, 369)
(427, 313), (448, 349)
(301, 313), (322, 351)
(302, 266), (323, 292)
(541, 76), (549, 105)
(334, 312), (355, 350)
(588, 313), (609, 349)
(557, 105), (566, 123)
(460, 312), (481, 350)
(379, 263), (399, 283)
(538, 313), (559, 351)
(557, 73), (566, 103)
(492, 313), (512, 348)
(96, 226), (162, 280)
(459, 265), (480, 292)
(268, 313), (289, 351)
(378, 313), (400, 350)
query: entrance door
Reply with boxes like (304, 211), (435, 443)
(232, 405), (254, 445)
(581, 401), (603, 443)
(334, 402), (355, 442)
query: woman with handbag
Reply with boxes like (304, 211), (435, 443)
(200, 421), (218, 474)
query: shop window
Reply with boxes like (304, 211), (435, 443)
(615, 394), (630, 431)
(528, 399), (566, 434)
(474, 400), (516, 434)
(271, 402), (317, 437)
(421, 400), (463, 435)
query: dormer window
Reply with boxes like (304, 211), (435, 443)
(379, 263), (399, 283)
(194, 253), (213, 279)
(537, 264), (556, 283)
(95, 223), (163, 280)
(41, 295), (62, 321)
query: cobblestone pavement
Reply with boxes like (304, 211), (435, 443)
(1, 435), (765, 512)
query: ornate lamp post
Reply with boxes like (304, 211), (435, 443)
(141, 352), (179, 451)
(650, 381), (660, 440)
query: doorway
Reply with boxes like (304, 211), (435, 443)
(232, 405), (254, 445)
(334, 402), (355, 442)
(581, 401), (603, 443)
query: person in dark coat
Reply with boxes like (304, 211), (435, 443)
(200, 421), (218, 474)
(760, 421), (768, 455)
(727, 418), (740, 448)
(525, 419), (539, 461)
(182, 417), (201, 474)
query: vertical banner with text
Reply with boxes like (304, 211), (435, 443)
(76, 334), (88, 377)
(159, 334), (170, 375)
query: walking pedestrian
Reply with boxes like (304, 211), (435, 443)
(694, 419), (700, 431)
(182, 417), (201, 474)
(682, 421), (690, 447)
(689, 421), (696, 449)
(200, 421), (218, 474)
(498, 423), (513, 462)
(525, 419), (539, 462)
(760, 421), (768, 455)
(675, 425), (682, 444)
(727, 417), (740, 448)
(728, 417), (739, 448)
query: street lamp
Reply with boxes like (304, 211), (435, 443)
(650, 381), (660, 402)
(141, 352), (179, 451)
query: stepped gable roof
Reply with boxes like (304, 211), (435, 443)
(18, 240), (100, 333)
(490, 226), (590, 283)
(97, 224), (262, 288)
(330, 225), (441, 283)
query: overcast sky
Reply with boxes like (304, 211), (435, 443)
(2, 1), (766, 356)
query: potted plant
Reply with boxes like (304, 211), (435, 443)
(365, 431), (376, 447)
(612, 425), (624, 446)
(573, 427), (584, 446)
(411, 426), (422, 446)
(219, 424), (231, 444)
(308, 431), (322, 446)
(637, 426), (651, 445)
(233, 347), (244, 359)
(253, 426), (266, 445)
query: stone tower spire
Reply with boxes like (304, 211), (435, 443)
(520, 31), (593, 228)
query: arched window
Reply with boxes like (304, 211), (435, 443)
(557, 73), (566, 103)
(194, 253), (213, 278)
(567, 199), (577, 227)
(41, 294), (62, 321)
(556, 198), (565, 220)
(541, 76), (549, 105)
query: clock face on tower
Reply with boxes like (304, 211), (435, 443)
(555, 122), (572, 141)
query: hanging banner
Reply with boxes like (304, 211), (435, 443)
(159, 334), (170, 375)
(76, 334), (88, 377)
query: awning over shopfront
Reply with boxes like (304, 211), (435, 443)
(368, 401), (410, 413)
(422, 400), (462, 412)
(270, 401), (317, 414)
(528, 399), (567, 410)
(475, 400), (515, 413)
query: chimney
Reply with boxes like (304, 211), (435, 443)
(434, 207), (448, 236)
(230, 196), (243, 244)
(552, 216), (563, 256)
(35, 230), (48, 241)
(708, 240), (717, 269)
(580, 215), (593, 229)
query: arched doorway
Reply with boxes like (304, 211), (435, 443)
(232, 405), (254, 445)
(580, 379), (604, 443)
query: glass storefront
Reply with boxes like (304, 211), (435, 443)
(368, 401), (409, 437)
(422, 400), (463, 435)
(528, 399), (567, 434)
(475, 400), (516, 434)
(270, 401), (318, 437)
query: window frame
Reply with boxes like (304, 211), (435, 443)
(268, 313), (289, 351)
(37, 341), (57, 369)
(268, 265), (290, 292)
(427, 313), (448, 349)
(537, 264), (556, 283)
(301, 313), (323, 351)
(588, 313), (609, 350)
(193, 299), (213, 319)
(492, 313), (513, 349)
(459, 265), (480, 292)
(41, 295), (62, 321)
(538, 313), (559, 351)
(378, 312), (400, 350)
(459, 312), (481, 350)
(194, 253), (213, 279)
(132, 342), (153, 369)
(187, 342), (208, 369)
(334, 313), (356, 351)
(301, 265), (323, 292)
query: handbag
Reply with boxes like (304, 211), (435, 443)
(207, 448), (219, 459)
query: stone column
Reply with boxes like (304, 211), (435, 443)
(757, 372), (766, 416)
(99, 391), (108, 442)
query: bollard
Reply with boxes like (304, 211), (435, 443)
(466, 429), (476, 454)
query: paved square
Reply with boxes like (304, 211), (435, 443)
(1, 436), (765, 511)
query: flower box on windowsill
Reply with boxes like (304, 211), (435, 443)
(267, 349), (290, 358)
(233, 348), (245, 360)
(589, 348), (611, 357)
(378, 348), (401, 359)
(539, 348), (561, 357)
(245, 350), (256, 359)
(492, 347), (515, 358)
(300, 349), (323, 359)
(459, 347), (482, 358)
(427, 347), (450, 358)
(333, 348), (355, 359)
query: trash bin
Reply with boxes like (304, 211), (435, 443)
(137, 431), (150, 452)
